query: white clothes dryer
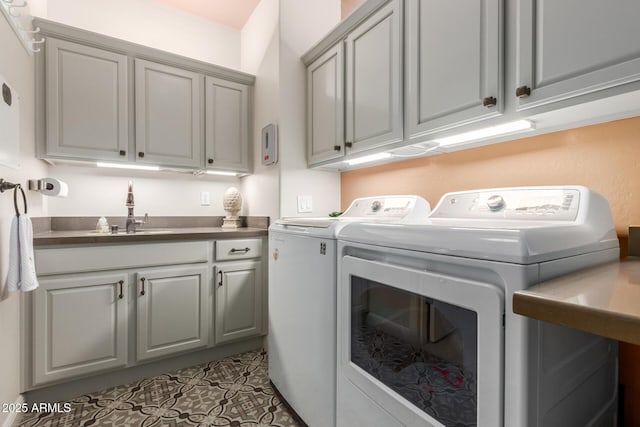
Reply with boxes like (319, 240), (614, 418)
(268, 195), (431, 426)
(336, 186), (619, 427)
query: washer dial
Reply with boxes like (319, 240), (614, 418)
(487, 195), (506, 211)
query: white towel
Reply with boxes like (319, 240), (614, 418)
(5, 214), (39, 292)
(18, 214), (39, 291)
(5, 216), (19, 292)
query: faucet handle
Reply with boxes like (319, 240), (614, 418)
(135, 213), (149, 227)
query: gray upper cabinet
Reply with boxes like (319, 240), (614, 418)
(32, 273), (128, 386)
(35, 19), (254, 173)
(345, 0), (403, 154)
(205, 77), (250, 173)
(135, 59), (203, 168)
(516, 0), (640, 110)
(44, 38), (129, 161)
(306, 0), (402, 166)
(135, 265), (209, 362)
(406, 0), (502, 139)
(307, 43), (345, 164)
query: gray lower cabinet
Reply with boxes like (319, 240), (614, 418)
(135, 59), (203, 168)
(406, 0), (502, 138)
(32, 273), (128, 386)
(28, 239), (264, 390)
(205, 77), (250, 173)
(516, 0), (640, 110)
(135, 265), (209, 361)
(43, 38), (129, 161)
(214, 260), (263, 344)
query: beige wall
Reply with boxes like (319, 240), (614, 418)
(341, 115), (640, 426)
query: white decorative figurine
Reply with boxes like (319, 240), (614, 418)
(222, 187), (242, 229)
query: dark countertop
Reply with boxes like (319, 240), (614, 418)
(33, 227), (268, 246)
(513, 259), (640, 345)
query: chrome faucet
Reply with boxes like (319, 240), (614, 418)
(125, 181), (149, 234)
(125, 180), (136, 234)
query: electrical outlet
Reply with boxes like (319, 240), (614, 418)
(200, 191), (210, 206)
(297, 195), (312, 213)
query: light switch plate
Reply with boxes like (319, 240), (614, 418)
(297, 195), (312, 213)
(200, 191), (210, 206)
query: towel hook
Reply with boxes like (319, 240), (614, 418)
(29, 37), (45, 52)
(13, 184), (27, 216)
(7, 1), (26, 17)
(17, 24), (40, 34)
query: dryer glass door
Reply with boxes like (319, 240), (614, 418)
(338, 255), (504, 427)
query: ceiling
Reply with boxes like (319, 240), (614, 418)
(151, 0), (261, 29)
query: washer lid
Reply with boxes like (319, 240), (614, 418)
(275, 217), (338, 228)
(272, 195), (431, 230)
(338, 221), (619, 264)
(338, 186), (619, 264)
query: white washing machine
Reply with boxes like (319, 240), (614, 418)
(336, 186), (619, 427)
(268, 195), (431, 426)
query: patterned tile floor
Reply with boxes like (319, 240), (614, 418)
(18, 350), (302, 427)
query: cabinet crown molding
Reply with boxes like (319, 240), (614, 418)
(34, 18), (255, 85)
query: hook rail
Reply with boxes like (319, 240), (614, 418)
(0, 0), (44, 55)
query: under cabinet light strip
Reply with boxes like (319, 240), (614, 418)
(205, 170), (237, 177)
(96, 162), (160, 171)
(345, 152), (393, 166)
(433, 120), (535, 146)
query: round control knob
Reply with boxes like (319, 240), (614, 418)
(371, 200), (382, 212)
(487, 195), (505, 211)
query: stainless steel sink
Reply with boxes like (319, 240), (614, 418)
(88, 229), (175, 236)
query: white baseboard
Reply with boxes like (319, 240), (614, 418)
(2, 394), (25, 427)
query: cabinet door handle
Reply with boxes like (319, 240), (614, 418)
(119, 150), (126, 156)
(138, 152), (145, 158)
(118, 280), (124, 299)
(515, 85), (531, 98)
(483, 96), (497, 107)
(230, 247), (250, 254)
(218, 270), (223, 287)
(345, 141), (353, 148)
(140, 277), (146, 296)
(333, 145), (341, 152)
(208, 158), (214, 164)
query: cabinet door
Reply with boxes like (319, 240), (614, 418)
(45, 38), (129, 161)
(406, 0), (502, 139)
(135, 59), (203, 167)
(307, 43), (345, 165)
(345, 0), (403, 154)
(32, 273), (128, 386)
(516, 0), (640, 110)
(205, 77), (250, 173)
(136, 265), (208, 361)
(214, 261), (263, 344)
